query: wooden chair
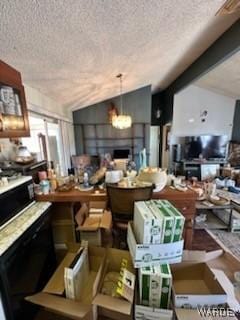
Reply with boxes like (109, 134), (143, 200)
(107, 185), (153, 249)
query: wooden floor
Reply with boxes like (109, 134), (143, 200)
(191, 229), (222, 251)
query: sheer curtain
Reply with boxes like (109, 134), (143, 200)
(59, 120), (76, 173)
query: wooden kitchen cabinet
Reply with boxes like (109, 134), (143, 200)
(0, 60), (30, 137)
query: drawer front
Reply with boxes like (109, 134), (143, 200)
(168, 200), (195, 216)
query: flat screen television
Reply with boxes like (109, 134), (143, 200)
(183, 135), (228, 160)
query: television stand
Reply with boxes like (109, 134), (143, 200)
(178, 160), (227, 180)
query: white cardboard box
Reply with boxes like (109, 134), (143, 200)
(173, 249), (240, 319)
(135, 304), (173, 320)
(148, 200), (175, 243)
(127, 222), (184, 268)
(133, 202), (162, 244)
(172, 262), (227, 309)
(135, 285), (173, 320)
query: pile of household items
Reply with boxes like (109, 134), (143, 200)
(25, 200), (240, 320)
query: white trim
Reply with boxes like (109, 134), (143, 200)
(0, 201), (35, 231)
(28, 102), (72, 123)
(0, 176), (32, 195)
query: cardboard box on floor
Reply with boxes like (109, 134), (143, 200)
(26, 243), (106, 320)
(93, 248), (136, 320)
(134, 283), (173, 320)
(174, 249), (240, 320)
(127, 222), (184, 268)
(76, 201), (112, 246)
(172, 262), (227, 308)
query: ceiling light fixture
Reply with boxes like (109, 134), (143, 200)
(112, 74), (132, 129)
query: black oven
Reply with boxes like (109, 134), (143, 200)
(0, 178), (56, 320)
(0, 177), (34, 227)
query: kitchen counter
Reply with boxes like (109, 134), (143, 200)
(0, 201), (51, 255)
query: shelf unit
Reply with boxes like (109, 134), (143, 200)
(195, 202), (233, 231)
(75, 122), (150, 162)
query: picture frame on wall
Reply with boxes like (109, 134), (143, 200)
(0, 60), (30, 138)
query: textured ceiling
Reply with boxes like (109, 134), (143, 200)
(0, 0), (239, 111)
(195, 51), (240, 99)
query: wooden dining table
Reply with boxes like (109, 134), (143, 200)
(35, 187), (107, 203)
(36, 185), (197, 249)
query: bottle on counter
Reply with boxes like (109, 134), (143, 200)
(55, 163), (61, 178)
(83, 172), (89, 188)
(40, 180), (50, 195)
(50, 174), (58, 193)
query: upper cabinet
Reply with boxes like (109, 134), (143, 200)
(0, 60), (30, 138)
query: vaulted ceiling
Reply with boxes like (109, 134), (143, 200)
(195, 51), (240, 99)
(0, 0), (239, 110)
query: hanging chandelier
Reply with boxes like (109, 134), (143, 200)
(112, 74), (132, 129)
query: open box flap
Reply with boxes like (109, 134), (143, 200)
(207, 251), (240, 283)
(93, 294), (132, 315)
(26, 292), (91, 320)
(43, 252), (79, 295)
(93, 248), (135, 315)
(183, 250), (223, 263)
(78, 216), (101, 231)
(99, 211), (112, 230)
(210, 268), (240, 308)
(89, 201), (106, 210)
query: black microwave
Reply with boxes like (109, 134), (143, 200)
(0, 177), (34, 227)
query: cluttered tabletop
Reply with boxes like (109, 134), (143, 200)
(35, 185), (197, 203)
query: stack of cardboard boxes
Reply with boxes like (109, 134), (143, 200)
(24, 200), (239, 320)
(128, 200), (185, 319)
(128, 200), (238, 320)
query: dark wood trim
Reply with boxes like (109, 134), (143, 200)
(232, 100), (240, 142)
(153, 19), (240, 126)
(166, 19), (240, 95)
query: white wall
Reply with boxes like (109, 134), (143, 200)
(149, 126), (159, 167)
(25, 84), (72, 121)
(0, 294), (6, 320)
(172, 85), (235, 138)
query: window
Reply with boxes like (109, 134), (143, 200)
(22, 113), (64, 172)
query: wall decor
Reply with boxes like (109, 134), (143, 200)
(108, 102), (118, 124)
(0, 60), (30, 137)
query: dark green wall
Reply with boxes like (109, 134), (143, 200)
(73, 85), (151, 155)
(73, 85), (151, 125)
(232, 100), (240, 142)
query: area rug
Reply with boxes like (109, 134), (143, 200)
(209, 230), (240, 260)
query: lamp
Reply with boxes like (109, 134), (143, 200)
(112, 74), (132, 129)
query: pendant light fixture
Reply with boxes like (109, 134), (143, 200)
(112, 74), (132, 129)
